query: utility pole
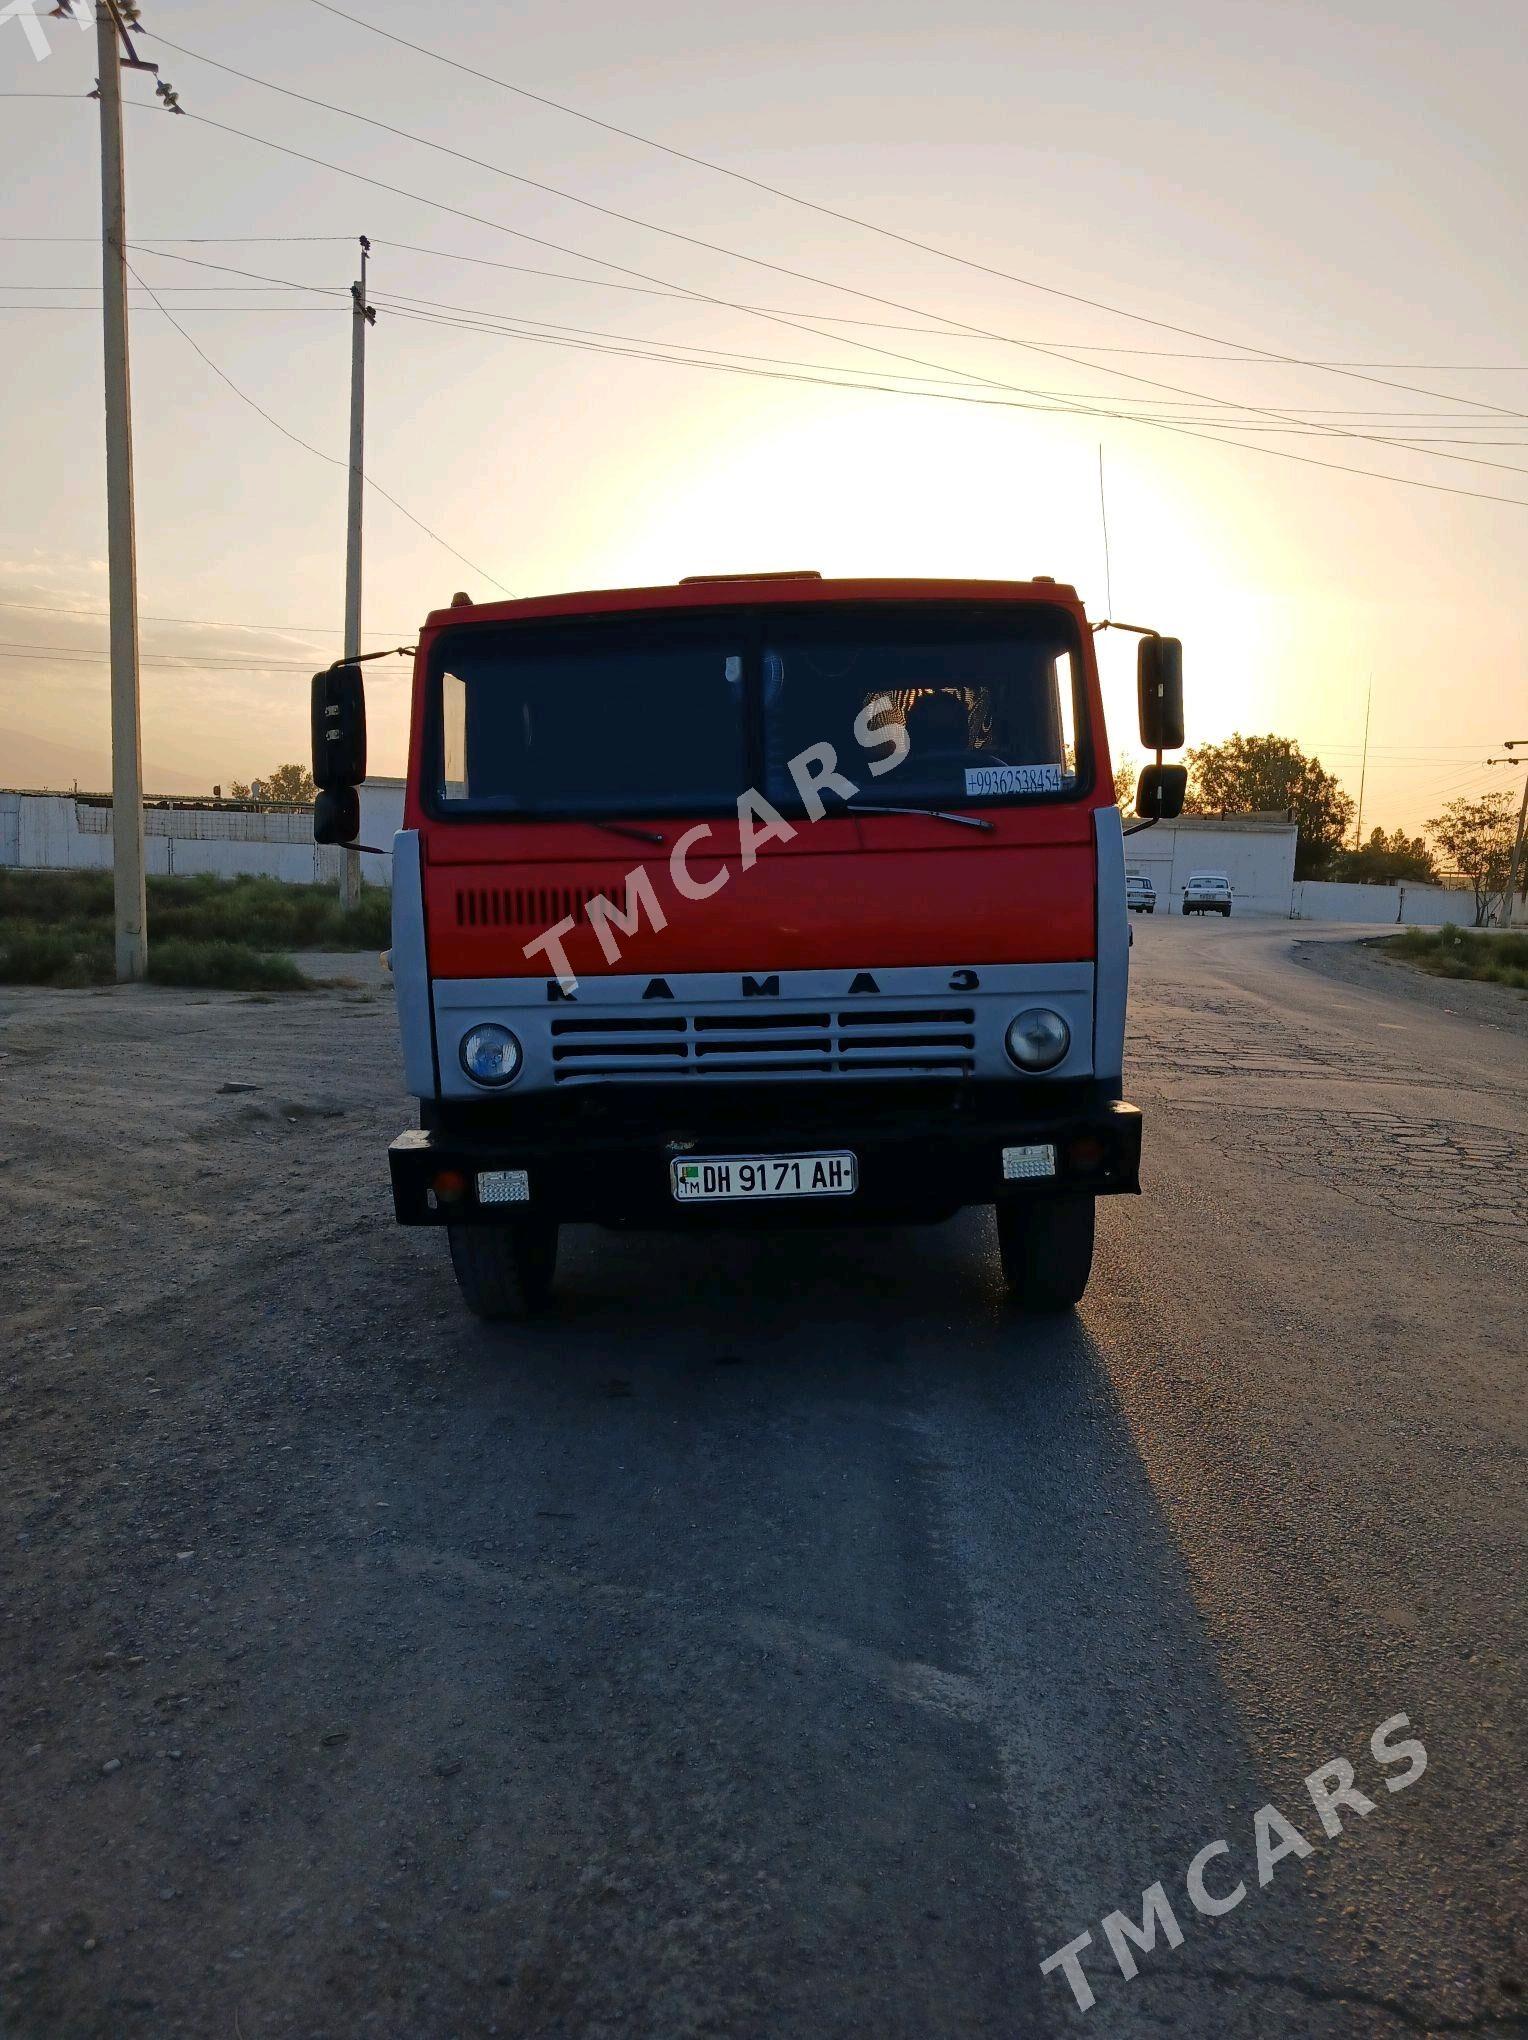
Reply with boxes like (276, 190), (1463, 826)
(1494, 739), (1528, 928)
(340, 234), (374, 913)
(96, 0), (147, 980)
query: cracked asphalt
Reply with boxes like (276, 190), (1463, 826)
(1, 916), (1524, 2037)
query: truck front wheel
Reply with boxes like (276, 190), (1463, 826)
(447, 1219), (559, 1321)
(996, 1195), (1095, 1312)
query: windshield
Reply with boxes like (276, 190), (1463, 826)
(760, 605), (1083, 811)
(433, 613), (744, 816)
(428, 601), (1089, 817)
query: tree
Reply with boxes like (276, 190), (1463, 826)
(226, 763), (315, 805)
(1327, 825), (1437, 886)
(1112, 753), (1140, 807)
(1183, 732), (1354, 879)
(1427, 791), (1515, 927)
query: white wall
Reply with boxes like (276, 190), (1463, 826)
(1, 779), (405, 888)
(1292, 879), (1485, 926)
(1124, 822), (1298, 916)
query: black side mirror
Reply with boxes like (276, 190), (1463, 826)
(311, 664), (367, 789)
(314, 784), (361, 846)
(1138, 638), (1184, 752)
(1136, 763), (1187, 821)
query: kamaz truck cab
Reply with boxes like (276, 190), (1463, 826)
(313, 572), (1185, 1321)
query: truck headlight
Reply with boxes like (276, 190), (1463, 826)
(1005, 1008), (1070, 1072)
(460, 1023), (522, 1087)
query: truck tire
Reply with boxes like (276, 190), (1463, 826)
(447, 1219), (558, 1321)
(996, 1195), (1095, 1312)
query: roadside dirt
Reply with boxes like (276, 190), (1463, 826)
(1292, 931), (1528, 1041)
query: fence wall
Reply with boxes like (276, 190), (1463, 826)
(0, 784), (404, 887)
(1290, 879), (1481, 926)
(6, 789), (1508, 927)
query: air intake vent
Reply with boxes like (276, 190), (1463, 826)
(455, 885), (607, 930)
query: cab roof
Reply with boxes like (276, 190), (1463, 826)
(423, 574), (1084, 632)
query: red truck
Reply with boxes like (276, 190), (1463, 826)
(313, 572), (1185, 1322)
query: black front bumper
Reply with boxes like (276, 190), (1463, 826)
(389, 1086), (1142, 1228)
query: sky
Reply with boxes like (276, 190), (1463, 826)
(2, 0), (1525, 834)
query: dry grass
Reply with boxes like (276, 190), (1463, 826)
(1382, 924), (1528, 992)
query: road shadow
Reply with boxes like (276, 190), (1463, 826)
(359, 1214), (1362, 2034)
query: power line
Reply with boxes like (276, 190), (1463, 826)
(13, 260), (1520, 426)
(128, 244), (347, 294)
(0, 596), (411, 634)
(122, 258), (513, 592)
(11, 227), (1528, 368)
(0, 233), (357, 243)
(12, 243), (1522, 433)
(0, 283), (342, 291)
(369, 298), (1528, 439)
(0, 645), (356, 673)
(368, 301), (1528, 488)
(144, 27), (1528, 479)
(122, 102), (1528, 509)
(301, 0), (1528, 417)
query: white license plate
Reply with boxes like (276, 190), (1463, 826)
(670, 1151), (858, 1203)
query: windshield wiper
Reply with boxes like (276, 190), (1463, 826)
(852, 802), (995, 833)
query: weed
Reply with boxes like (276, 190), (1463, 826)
(1382, 924), (1528, 991)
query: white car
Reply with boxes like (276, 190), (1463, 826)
(1182, 872), (1233, 917)
(1125, 871), (1157, 914)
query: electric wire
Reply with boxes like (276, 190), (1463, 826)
(368, 298), (1528, 442)
(370, 299), (1528, 480)
(113, 102), (1528, 510)
(0, 597), (412, 634)
(3, 235), (1526, 370)
(122, 258), (513, 592)
(141, 30), (1528, 474)
(300, 0), (1528, 417)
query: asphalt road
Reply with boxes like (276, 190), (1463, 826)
(2, 918), (1524, 2038)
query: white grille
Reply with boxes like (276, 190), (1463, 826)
(548, 1006), (976, 1083)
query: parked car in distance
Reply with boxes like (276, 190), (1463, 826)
(1182, 871), (1233, 917)
(1125, 870), (1157, 914)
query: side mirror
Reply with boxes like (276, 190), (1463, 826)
(1137, 637), (1184, 752)
(311, 664), (367, 789)
(314, 784), (361, 846)
(1136, 763), (1187, 821)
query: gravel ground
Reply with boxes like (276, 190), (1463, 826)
(1293, 929), (1528, 1042)
(1, 919), (1524, 2038)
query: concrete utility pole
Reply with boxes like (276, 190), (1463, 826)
(97, 0), (147, 980)
(1497, 739), (1528, 928)
(340, 234), (374, 913)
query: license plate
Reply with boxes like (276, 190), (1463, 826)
(670, 1151), (858, 1203)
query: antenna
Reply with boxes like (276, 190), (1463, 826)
(1097, 444), (1114, 618)
(1353, 675), (1372, 848)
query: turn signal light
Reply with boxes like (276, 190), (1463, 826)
(431, 1169), (468, 1204)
